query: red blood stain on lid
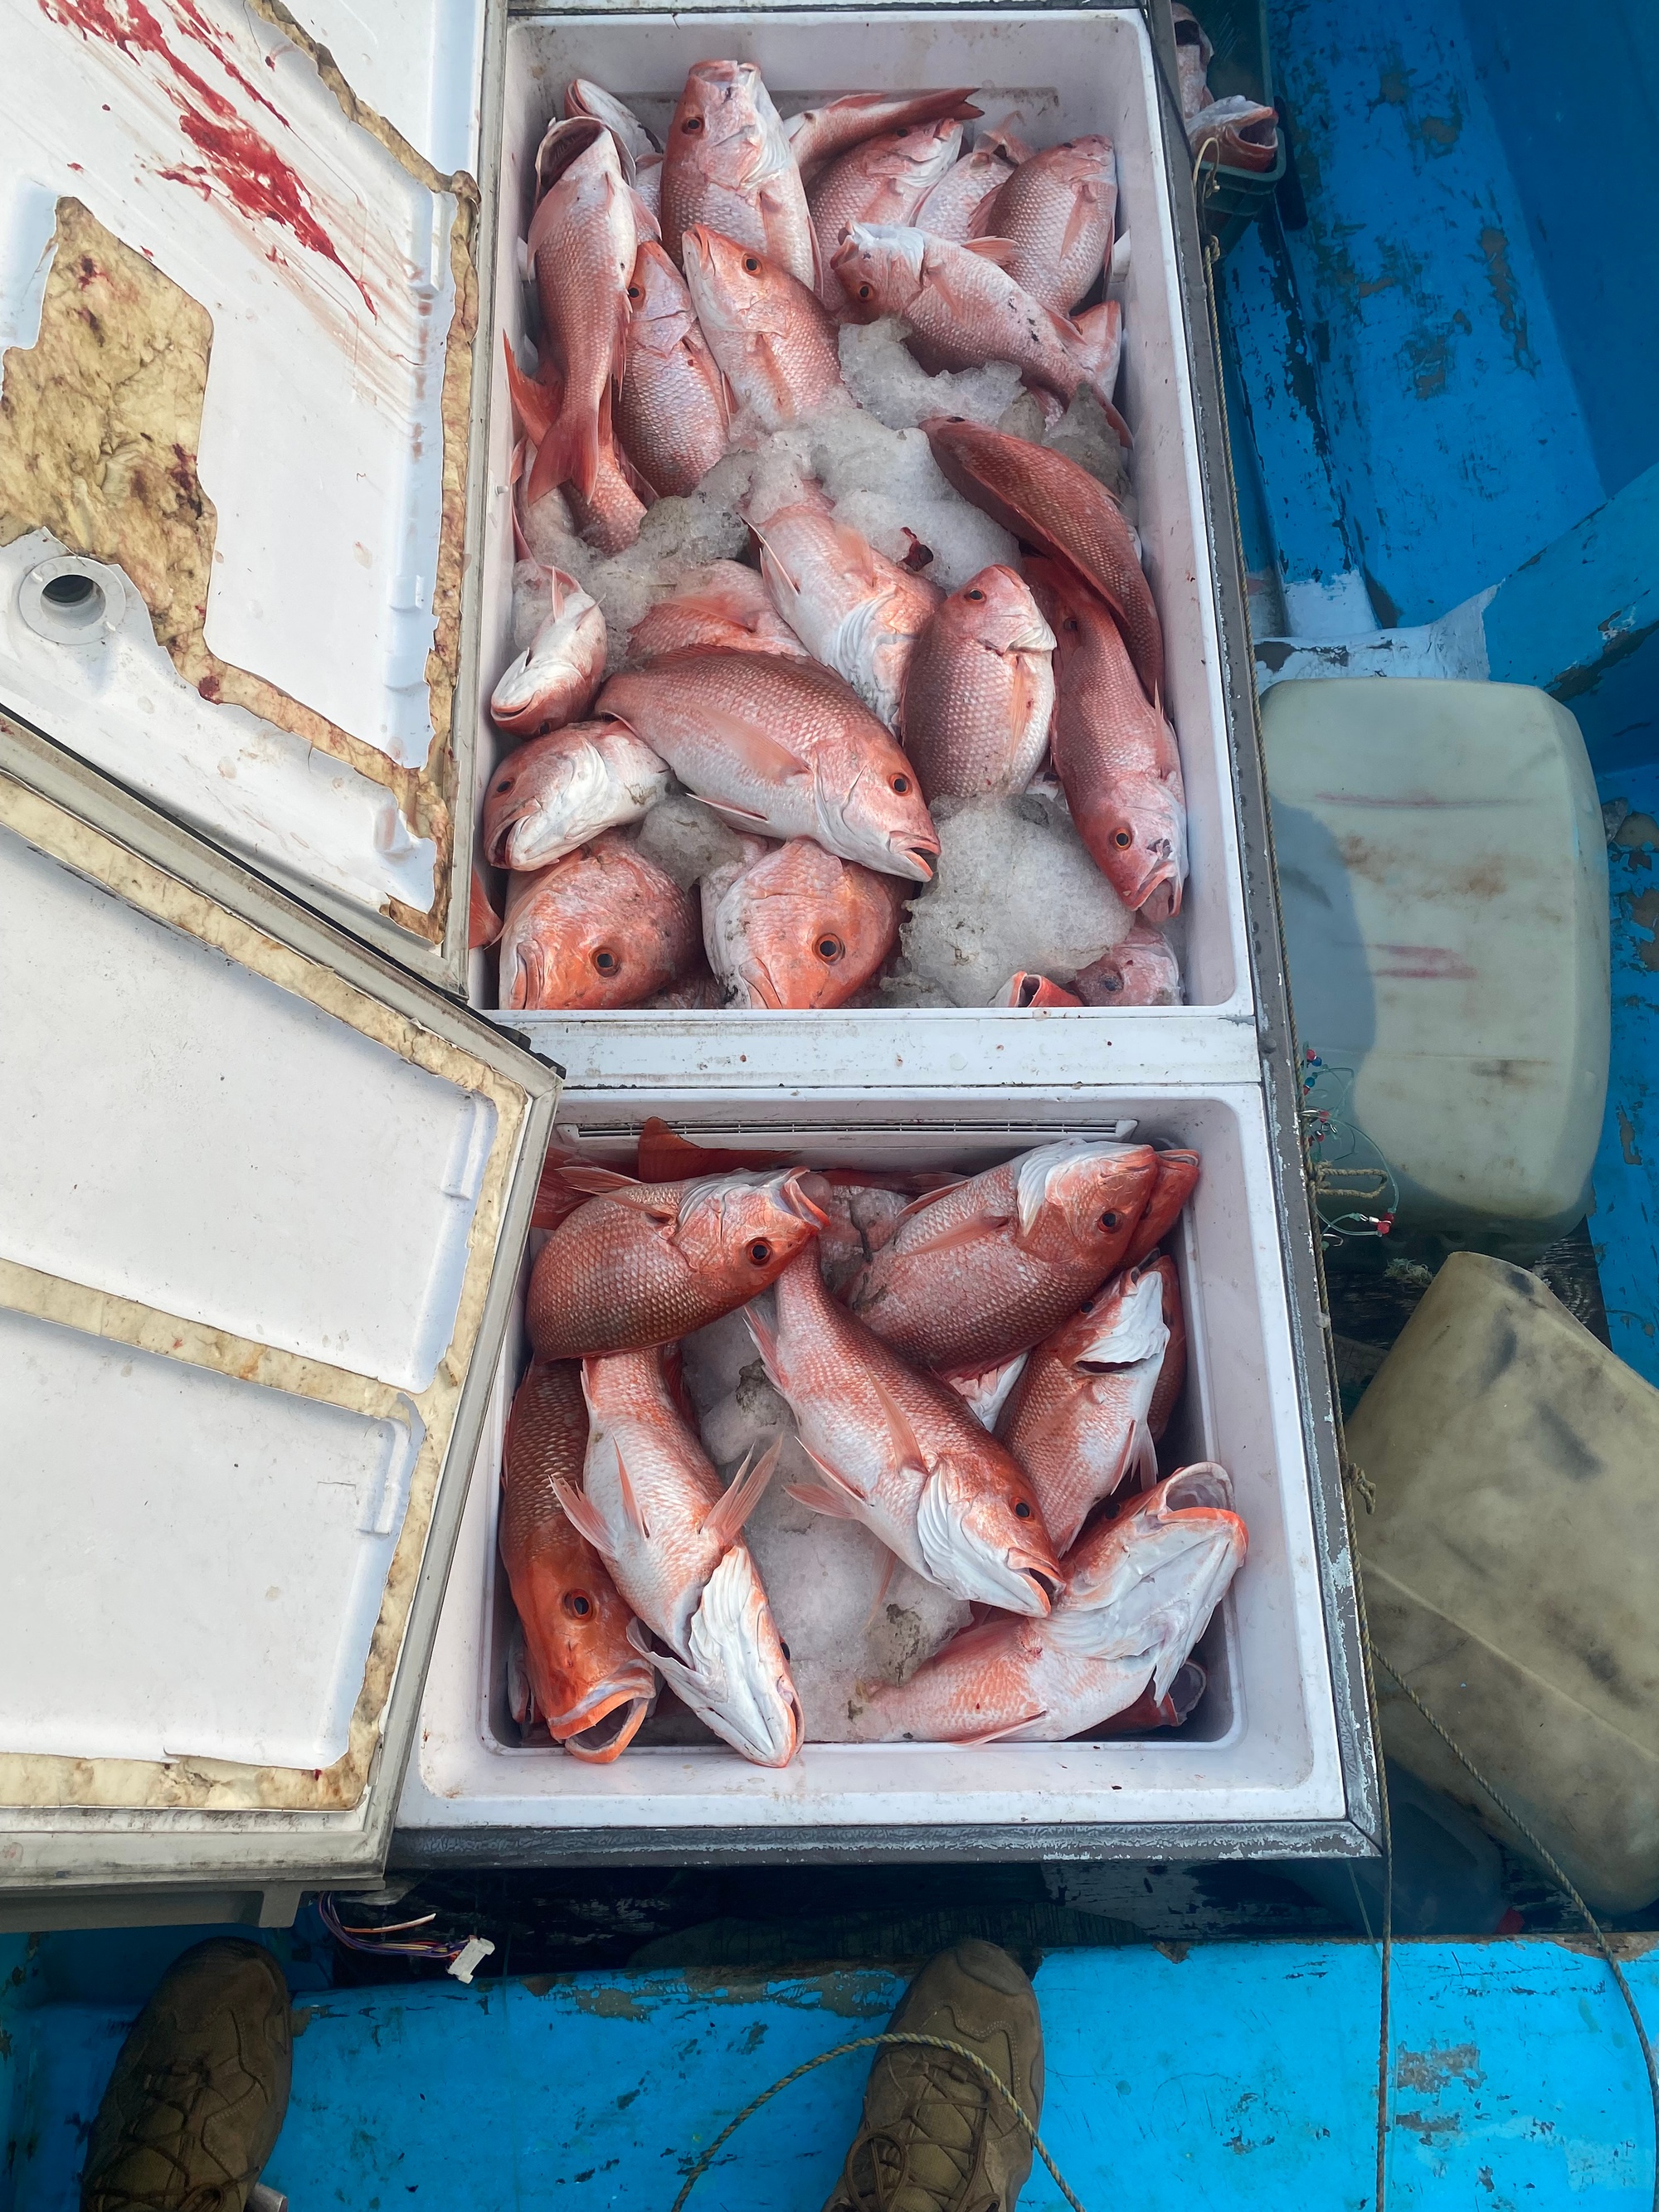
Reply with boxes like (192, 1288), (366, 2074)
(40, 0), (376, 317)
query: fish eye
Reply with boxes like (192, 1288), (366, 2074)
(747, 1238), (773, 1266)
(1112, 828), (1133, 848)
(682, 114), (704, 132)
(964, 587), (985, 601)
(857, 283), (873, 299)
(890, 773), (911, 795)
(494, 775), (513, 792)
(627, 284), (643, 299)
(1014, 1500), (1032, 1519)
(593, 947), (620, 975)
(1100, 1209), (1121, 1232)
(564, 1591), (593, 1618)
(743, 254), (761, 272)
(779, 1641), (791, 1660)
(815, 933), (844, 963)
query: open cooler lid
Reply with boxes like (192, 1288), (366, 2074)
(0, 710), (558, 1910)
(0, 0), (489, 989)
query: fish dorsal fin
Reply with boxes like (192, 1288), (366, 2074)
(869, 1371), (929, 1481)
(961, 234), (1019, 266)
(705, 1437), (781, 1549)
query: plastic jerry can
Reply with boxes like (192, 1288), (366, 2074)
(1263, 679), (1609, 1254)
(1350, 1251), (1659, 1913)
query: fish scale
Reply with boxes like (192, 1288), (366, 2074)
(900, 562), (1055, 800)
(970, 136), (1117, 315)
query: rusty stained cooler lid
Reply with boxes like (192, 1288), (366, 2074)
(0, 0), (489, 989)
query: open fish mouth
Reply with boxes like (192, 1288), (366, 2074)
(549, 1675), (658, 1762)
(780, 1170), (832, 1228)
(897, 841), (938, 882)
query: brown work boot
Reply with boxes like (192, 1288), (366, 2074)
(825, 1939), (1044, 2212)
(80, 1938), (292, 2212)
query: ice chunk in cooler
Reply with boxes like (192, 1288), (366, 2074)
(635, 793), (747, 892)
(839, 316), (1026, 433)
(889, 792), (1136, 1005)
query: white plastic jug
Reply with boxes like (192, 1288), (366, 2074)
(1264, 678), (1609, 1250)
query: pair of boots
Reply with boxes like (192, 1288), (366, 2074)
(80, 1936), (1044, 2212)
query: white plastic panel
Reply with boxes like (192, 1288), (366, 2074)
(476, 11), (1253, 1089)
(1, 1308), (420, 1769)
(401, 1087), (1346, 1844)
(295, 0), (488, 174)
(0, 822), (494, 1393)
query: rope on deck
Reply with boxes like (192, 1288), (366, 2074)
(668, 2030), (1087, 2212)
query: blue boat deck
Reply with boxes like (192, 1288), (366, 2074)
(6, 1929), (1659, 2207)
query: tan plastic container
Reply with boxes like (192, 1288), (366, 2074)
(1350, 1251), (1659, 1913)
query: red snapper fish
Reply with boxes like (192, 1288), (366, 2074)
(497, 830), (694, 1011)
(615, 240), (730, 497)
(990, 974), (1082, 1008)
(751, 1250), (1063, 1614)
(503, 322), (650, 559)
(628, 562), (808, 661)
(843, 1137), (1160, 1374)
(970, 136), (1117, 315)
(489, 566), (607, 737)
(499, 1358), (656, 1759)
(484, 722), (671, 871)
(1126, 1149), (1201, 1269)
(922, 417), (1165, 703)
(554, 1348), (800, 1766)
(915, 127), (1029, 243)
(997, 1261), (1173, 1554)
(832, 225), (1122, 422)
(565, 77), (660, 168)
(744, 469), (941, 729)
(596, 648), (940, 880)
(1074, 922), (1184, 1007)
(852, 1465), (1246, 1742)
(528, 122), (649, 503)
(809, 119), (966, 315)
(701, 834), (902, 1009)
(680, 227), (849, 429)
(662, 61), (815, 287)
(528, 1164), (827, 1358)
(784, 88), (980, 179)
(1031, 557), (1187, 921)
(900, 563), (1054, 800)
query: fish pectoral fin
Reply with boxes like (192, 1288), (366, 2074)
(701, 796), (776, 827)
(1128, 1417), (1158, 1491)
(744, 1300), (781, 1374)
(615, 1442), (652, 1541)
(897, 1205), (1014, 1260)
(957, 1705), (1048, 1746)
(961, 235), (1019, 267)
(861, 1546), (900, 1633)
(550, 1474), (616, 1559)
(704, 709), (810, 787)
(786, 1479), (864, 1523)
(868, 1372), (929, 1483)
(706, 1437), (781, 1548)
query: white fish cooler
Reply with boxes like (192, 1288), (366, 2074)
(0, 0), (1377, 1922)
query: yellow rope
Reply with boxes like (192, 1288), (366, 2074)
(668, 2030), (1086, 2212)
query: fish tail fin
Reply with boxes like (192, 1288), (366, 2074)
(503, 333), (561, 447)
(706, 1437), (781, 1549)
(861, 1546), (899, 1633)
(530, 392), (602, 503)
